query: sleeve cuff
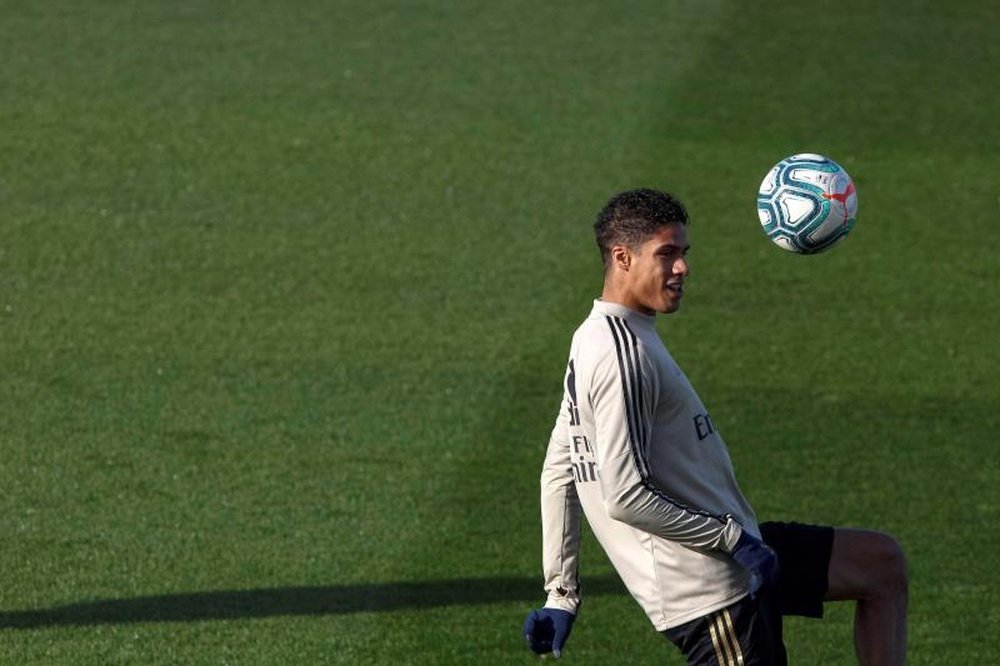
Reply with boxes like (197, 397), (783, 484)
(721, 518), (744, 553)
(544, 587), (580, 615)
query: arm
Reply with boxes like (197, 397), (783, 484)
(590, 349), (743, 552)
(523, 396), (580, 658)
(539, 396), (582, 614)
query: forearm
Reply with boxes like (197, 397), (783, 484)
(603, 476), (742, 552)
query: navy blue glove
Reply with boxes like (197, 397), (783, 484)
(523, 607), (575, 658)
(730, 530), (780, 597)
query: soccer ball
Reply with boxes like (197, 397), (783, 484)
(756, 153), (858, 254)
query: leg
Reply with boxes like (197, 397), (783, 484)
(825, 528), (908, 666)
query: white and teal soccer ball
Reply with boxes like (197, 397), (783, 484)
(756, 153), (858, 254)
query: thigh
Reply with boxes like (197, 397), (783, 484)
(662, 594), (786, 666)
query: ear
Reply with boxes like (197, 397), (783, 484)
(611, 245), (631, 272)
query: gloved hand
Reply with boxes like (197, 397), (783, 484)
(522, 607), (575, 659)
(730, 529), (780, 597)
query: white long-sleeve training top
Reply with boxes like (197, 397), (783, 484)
(540, 300), (759, 630)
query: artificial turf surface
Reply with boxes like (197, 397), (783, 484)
(1, 1), (997, 663)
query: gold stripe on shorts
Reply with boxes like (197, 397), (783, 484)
(721, 609), (745, 666)
(707, 609), (745, 666)
(707, 614), (729, 665)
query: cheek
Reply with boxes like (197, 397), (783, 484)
(644, 269), (666, 294)
(651, 264), (668, 282)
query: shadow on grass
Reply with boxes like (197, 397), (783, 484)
(0, 575), (626, 629)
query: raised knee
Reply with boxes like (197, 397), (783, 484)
(829, 528), (909, 604)
(868, 533), (908, 599)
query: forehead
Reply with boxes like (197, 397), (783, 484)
(641, 223), (689, 251)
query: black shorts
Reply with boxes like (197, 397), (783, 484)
(662, 521), (835, 666)
(760, 521), (835, 618)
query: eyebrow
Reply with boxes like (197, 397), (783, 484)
(654, 243), (691, 253)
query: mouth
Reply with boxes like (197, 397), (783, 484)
(665, 283), (684, 296)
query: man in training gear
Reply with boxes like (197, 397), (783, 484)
(523, 189), (908, 664)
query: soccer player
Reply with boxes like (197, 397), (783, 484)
(522, 189), (907, 665)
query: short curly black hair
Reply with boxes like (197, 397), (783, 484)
(594, 189), (688, 270)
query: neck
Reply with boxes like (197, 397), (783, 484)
(601, 281), (654, 316)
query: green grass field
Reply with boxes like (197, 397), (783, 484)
(2, 1), (998, 663)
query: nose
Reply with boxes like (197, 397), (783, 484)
(674, 256), (690, 276)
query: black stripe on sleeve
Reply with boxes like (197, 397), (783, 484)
(613, 317), (649, 467)
(605, 316), (650, 478)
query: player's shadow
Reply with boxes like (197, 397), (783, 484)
(0, 575), (625, 629)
